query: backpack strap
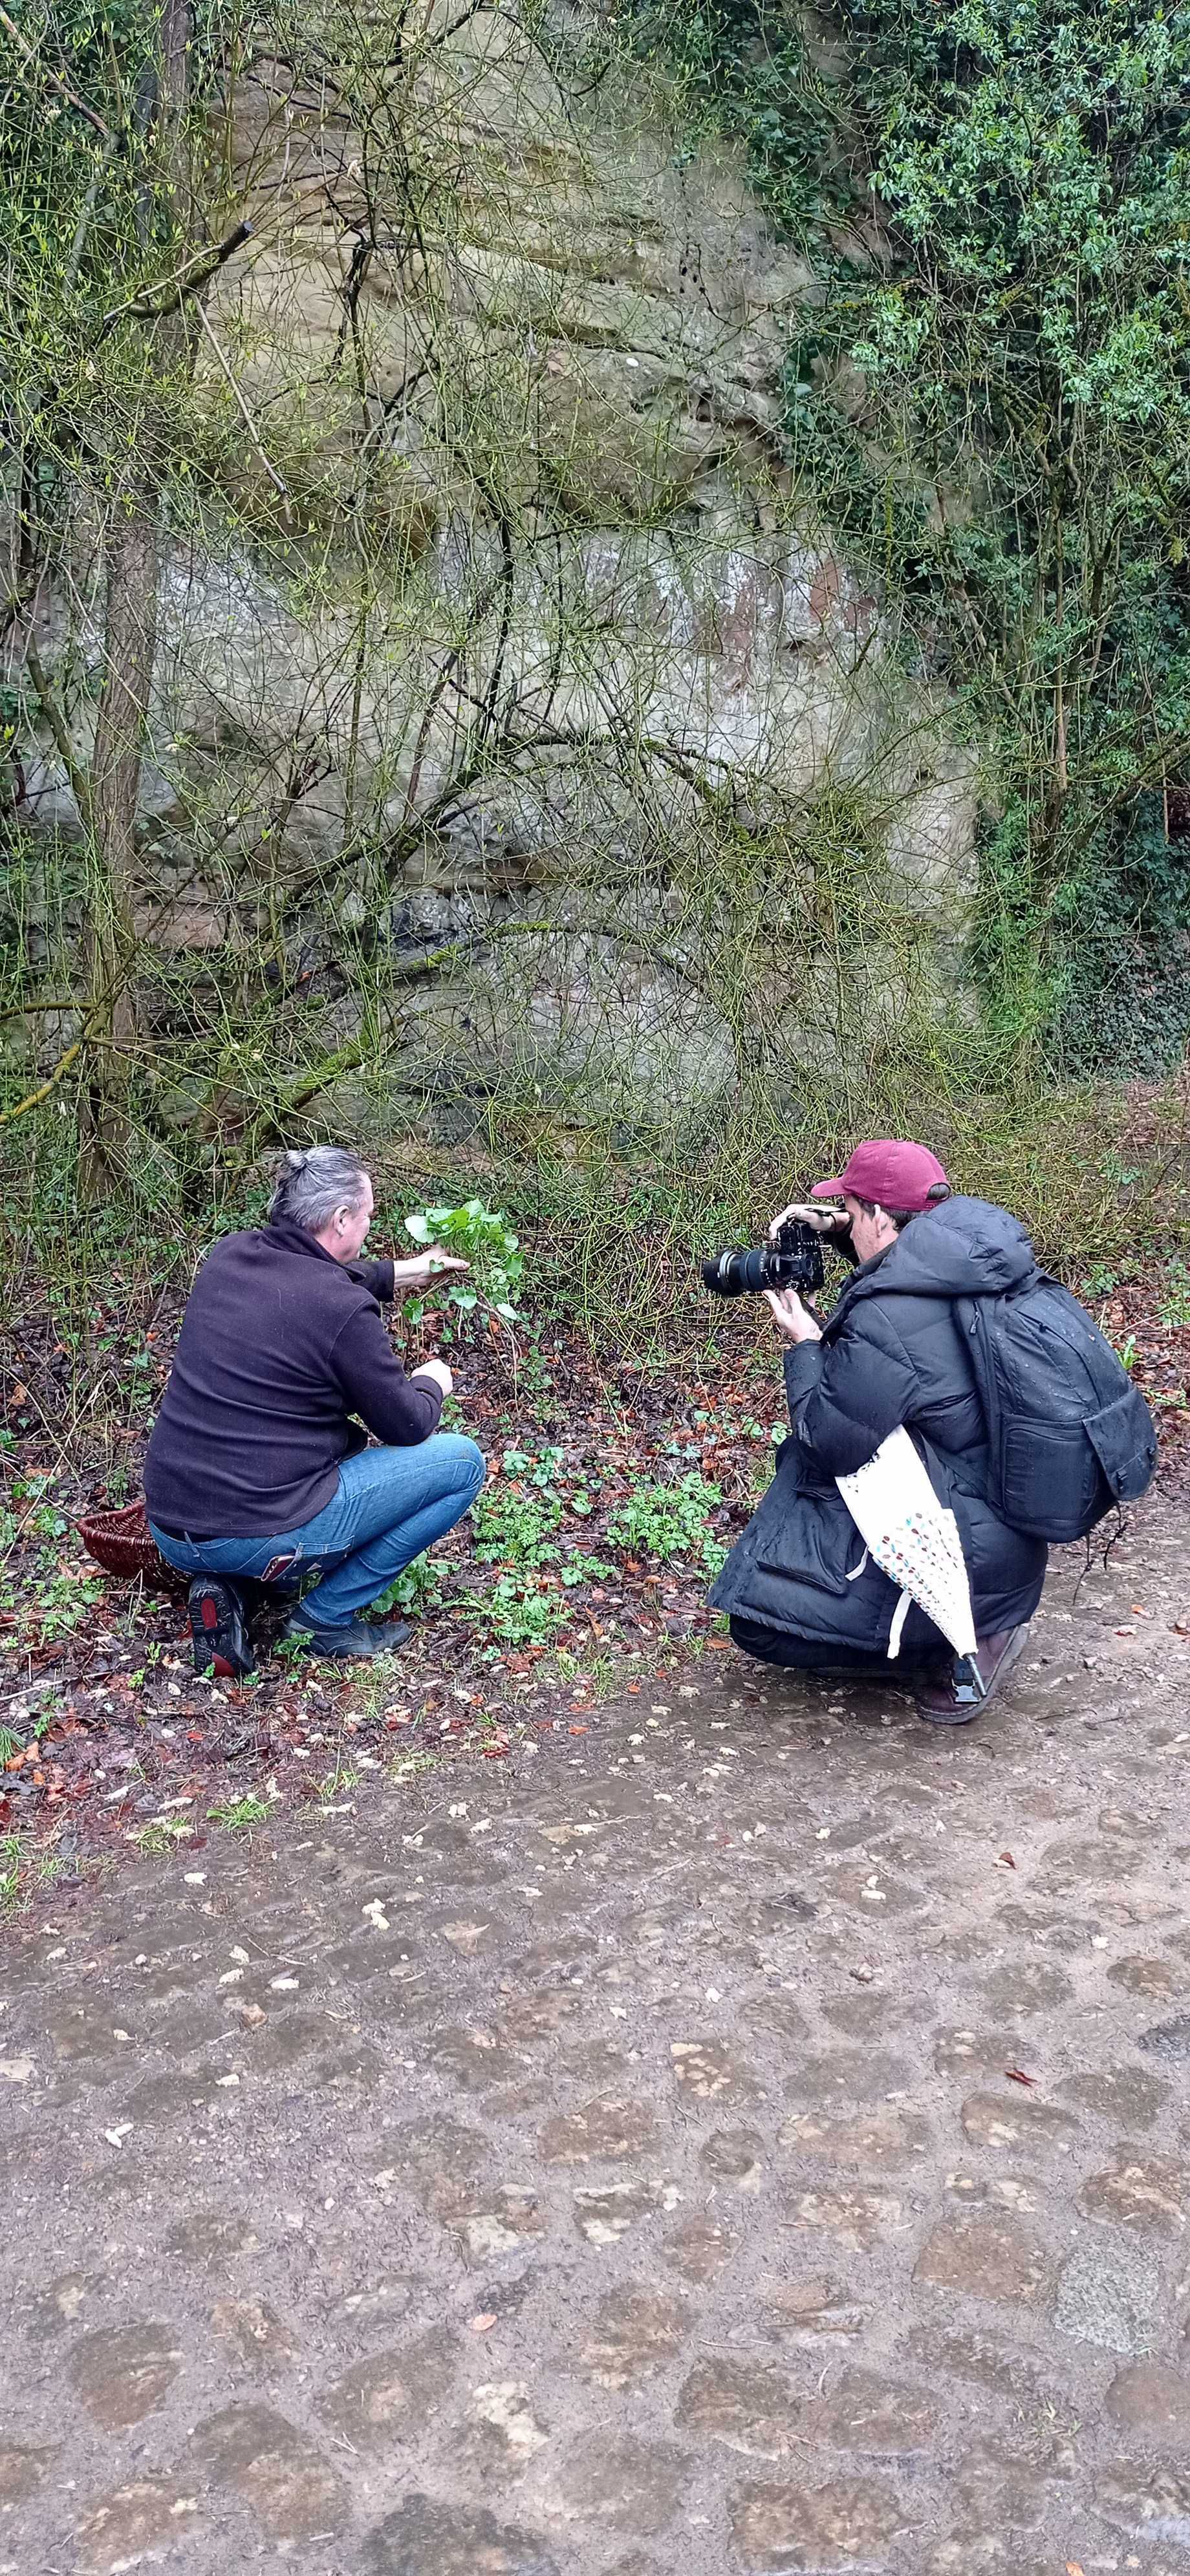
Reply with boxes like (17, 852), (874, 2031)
(957, 1290), (1004, 1463)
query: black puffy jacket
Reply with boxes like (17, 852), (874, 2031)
(709, 1196), (1048, 1655)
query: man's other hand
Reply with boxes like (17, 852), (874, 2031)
(768, 1201), (848, 1241)
(764, 1287), (823, 1346)
(393, 1249), (471, 1293)
(411, 1357), (454, 1397)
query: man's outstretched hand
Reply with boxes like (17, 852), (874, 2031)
(764, 1286), (823, 1346)
(392, 1249), (471, 1293)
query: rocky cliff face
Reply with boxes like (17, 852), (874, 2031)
(16, 5), (975, 1132)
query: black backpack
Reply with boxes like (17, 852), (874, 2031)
(960, 1273), (1158, 1543)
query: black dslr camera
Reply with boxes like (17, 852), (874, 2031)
(701, 1218), (826, 1302)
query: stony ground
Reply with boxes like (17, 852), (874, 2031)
(3, 1497), (1190, 2576)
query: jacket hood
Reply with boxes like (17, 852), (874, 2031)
(842, 1194), (1037, 1305)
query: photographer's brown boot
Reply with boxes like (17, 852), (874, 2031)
(915, 1623), (1031, 1725)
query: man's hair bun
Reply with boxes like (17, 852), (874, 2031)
(270, 1143), (368, 1231)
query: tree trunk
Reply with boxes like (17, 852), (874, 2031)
(80, 488), (160, 1188)
(78, 0), (191, 1193)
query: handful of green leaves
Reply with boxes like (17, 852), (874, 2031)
(402, 1199), (523, 1329)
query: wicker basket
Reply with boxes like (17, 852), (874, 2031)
(78, 1500), (188, 1595)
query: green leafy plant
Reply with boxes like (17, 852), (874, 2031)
(477, 1573), (566, 1648)
(606, 1472), (724, 1567)
(404, 1202), (523, 1326)
(0, 1563), (104, 1648)
(472, 1483), (562, 1568)
(501, 1444), (563, 1488)
(557, 1552), (614, 1587)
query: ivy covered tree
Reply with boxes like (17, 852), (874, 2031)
(1, 0), (245, 1177)
(631, 0), (1190, 1071)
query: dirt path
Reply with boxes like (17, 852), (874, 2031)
(3, 1499), (1190, 2575)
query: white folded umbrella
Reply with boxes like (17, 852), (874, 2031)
(836, 1424), (979, 1669)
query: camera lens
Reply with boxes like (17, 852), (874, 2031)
(701, 1247), (772, 1297)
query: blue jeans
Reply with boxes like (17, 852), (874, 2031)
(149, 1434), (485, 1627)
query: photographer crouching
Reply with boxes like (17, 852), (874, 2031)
(707, 1141), (1049, 1724)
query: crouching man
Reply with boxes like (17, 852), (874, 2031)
(144, 1146), (485, 1675)
(709, 1141), (1048, 1724)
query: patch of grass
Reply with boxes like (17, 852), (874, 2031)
(130, 1818), (196, 1857)
(342, 1653), (407, 1726)
(389, 1750), (438, 1782)
(0, 1834), (26, 1913)
(316, 1751), (360, 1801)
(0, 1832), (67, 1914)
(550, 1646), (640, 1699)
(206, 1794), (270, 1832)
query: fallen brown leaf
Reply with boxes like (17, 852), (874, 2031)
(1005, 2067), (1037, 2087)
(470, 2312), (497, 2334)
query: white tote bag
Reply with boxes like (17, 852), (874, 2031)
(836, 1425), (979, 1668)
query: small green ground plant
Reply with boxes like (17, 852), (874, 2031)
(606, 1472), (724, 1571)
(477, 1574), (566, 1650)
(471, 1483), (563, 1568)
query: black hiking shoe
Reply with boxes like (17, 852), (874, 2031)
(188, 1575), (257, 1679)
(915, 1622), (1031, 1724)
(282, 1611), (411, 1660)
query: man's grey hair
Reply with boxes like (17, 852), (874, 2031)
(270, 1146), (369, 1234)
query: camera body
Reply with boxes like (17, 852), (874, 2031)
(701, 1218), (827, 1302)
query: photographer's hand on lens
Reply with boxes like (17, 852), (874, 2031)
(768, 1201), (848, 1242)
(764, 1286), (822, 1345)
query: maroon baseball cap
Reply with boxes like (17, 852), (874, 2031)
(810, 1139), (949, 1213)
